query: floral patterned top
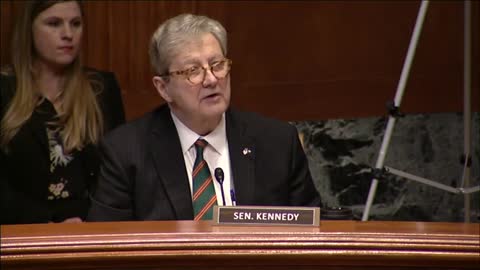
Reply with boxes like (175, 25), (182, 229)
(38, 99), (89, 221)
(46, 127), (74, 200)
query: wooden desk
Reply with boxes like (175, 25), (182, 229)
(1, 220), (479, 269)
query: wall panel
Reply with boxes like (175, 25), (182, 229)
(0, 1), (12, 66)
(0, 1), (478, 121)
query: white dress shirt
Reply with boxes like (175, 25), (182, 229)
(171, 112), (235, 206)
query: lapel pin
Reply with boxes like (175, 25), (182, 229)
(242, 148), (251, 156)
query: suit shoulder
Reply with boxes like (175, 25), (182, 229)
(83, 66), (113, 76)
(83, 67), (121, 107)
(83, 67), (116, 82)
(0, 72), (15, 85)
(231, 109), (295, 132)
(102, 105), (167, 144)
(0, 65), (14, 76)
(0, 72), (16, 109)
(103, 112), (151, 142)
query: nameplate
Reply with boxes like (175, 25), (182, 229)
(213, 206), (320, 226)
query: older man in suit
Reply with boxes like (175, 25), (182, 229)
(87, 13), (321, 221)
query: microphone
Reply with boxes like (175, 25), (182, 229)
(214, 168), (226, 206)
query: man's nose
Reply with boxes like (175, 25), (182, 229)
(202, 68), (218, 88)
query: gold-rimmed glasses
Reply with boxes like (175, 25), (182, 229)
(162, 58), (232, 85)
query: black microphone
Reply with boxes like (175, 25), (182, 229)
(214, 168), (226, 206)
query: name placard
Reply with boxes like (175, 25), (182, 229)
(213, 206), (320, 226)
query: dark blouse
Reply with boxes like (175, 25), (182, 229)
(0, 69), (125, 224)
(41, 99), (90, 221)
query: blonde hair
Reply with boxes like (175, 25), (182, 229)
(1, 0), (103, 152)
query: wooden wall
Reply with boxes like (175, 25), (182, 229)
(1, 1), (478, 121)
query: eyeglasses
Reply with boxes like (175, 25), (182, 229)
(162, 58), (232, 85)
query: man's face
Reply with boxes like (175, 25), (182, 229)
(153, 33), (231, 133)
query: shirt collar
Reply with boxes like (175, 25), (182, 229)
(171, 111), (227, 155)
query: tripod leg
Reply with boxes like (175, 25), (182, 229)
(362, 117), (397, 221)
(462, 0), (472, 222)
(362, 0), (430, 221)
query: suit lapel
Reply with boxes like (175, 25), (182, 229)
(226, 110), (256, 205)
(149, 107), (194, 219)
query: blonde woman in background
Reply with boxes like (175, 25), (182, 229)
(0, 0), (125, 224)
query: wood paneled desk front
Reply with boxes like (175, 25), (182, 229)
(1, 220), (479, 269)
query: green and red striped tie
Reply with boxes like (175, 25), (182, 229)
(192, 139), (217, 220)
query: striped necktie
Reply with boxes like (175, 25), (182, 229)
(192, 139), (217, 220)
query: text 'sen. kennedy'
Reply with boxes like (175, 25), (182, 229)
(234, 211), (299, 221)
(214, 206), (320, 226)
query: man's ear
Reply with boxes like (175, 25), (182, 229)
(152, 76), (172, 102)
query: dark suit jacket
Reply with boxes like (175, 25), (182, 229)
(0, 68), (125, 224)
(88, 104), (321, 221)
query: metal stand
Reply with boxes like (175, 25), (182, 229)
(362, 0), (479, 222)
